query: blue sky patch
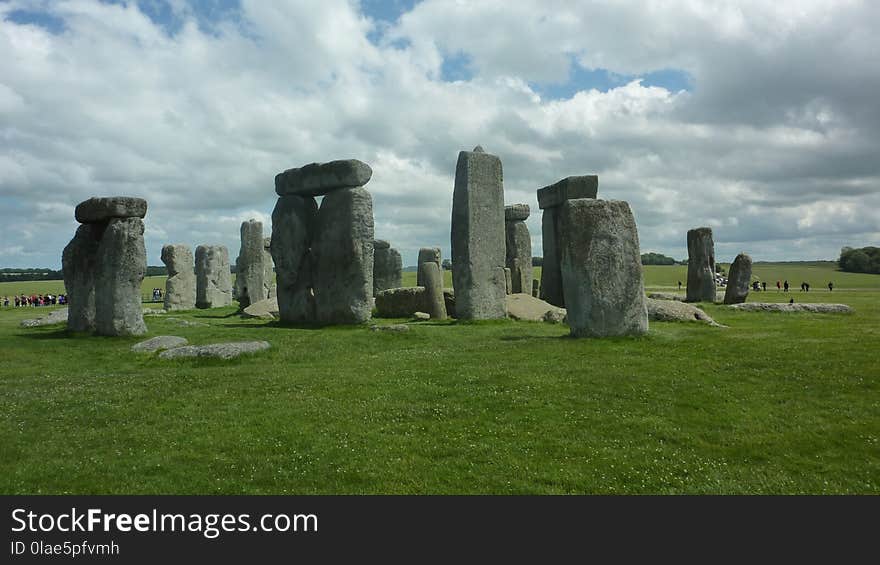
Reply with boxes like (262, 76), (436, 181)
(5, 9), (66, 34)
(533, 59), (692, 100)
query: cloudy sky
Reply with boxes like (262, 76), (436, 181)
(2, 0), (879, 269)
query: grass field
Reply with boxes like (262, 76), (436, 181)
(1, 263), (878, 494)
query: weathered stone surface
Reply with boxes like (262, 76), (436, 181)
(94, 218), (147, 336)
(161, 244), (195, 311)
(505, 220), (532, 294)
(374, 287), (455, 318)
(646, 298), (724, 327)
(195, 245), (232, 308)
(419, 261), (447, 319)
(559, 199), (648, 337)
(648, 292), (687, 301)
(158, 341), (271, 360)
(313, 187), (374, 324)
(504, 267), (512, 295)
(271, 195), (318, 323)
(416, 247), (441, 286)
(532, 279), (540, 298)
(686, 227), (716, 303)
(75, 196), (147, 223)
(413, 311), (430, 320)
(234, 219), (271, 309)
(537, 176), (598, 210)
(263, 237), (275, 299)
(723, 253), (753, 305)
(242, 297), (279, 319)
(275, 159), (372, 197)
(370, 323), (410, 332)
(729, 303), (853, 313)
(539, 207), (564, 307)
(542, 309), (566, 324)
(21, 308), (69, 328)
(504, 203), (530, 222)
(131, 335), (188, 353)
(165, 317), (208, 327)
(451, 147), (507, 320)
(374, 241), (403, 294)
(62, 224), (101, 332)
(505, 293), (565, 323)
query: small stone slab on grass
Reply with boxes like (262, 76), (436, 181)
(729, 303), (853, 313)
(158, 341), (271, 360)
(131, 336), (188, 353)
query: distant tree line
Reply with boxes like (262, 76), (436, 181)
(0, 268), (63, 282)
(838, 246), (880, 274)
(640, 252), (677, 265)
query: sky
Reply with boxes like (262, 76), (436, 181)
(1, 0), (878, 270)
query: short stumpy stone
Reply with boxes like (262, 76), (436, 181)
(162, 244), (196, 311)
(416, 247), (441, 286)
(62, 223), (101, 332)
(275, 159), (373, 197)
(451, 147), (507, 320)
(75, 196), (147, 224)
(234, 219), (271, 309)
(559, 199), (647, 338)
(723, 252), (752, 305)
(686, 227), (716, 303)
(419, 261), (448, 320)
(312, 187), (374, 324)
(271, 195), (318, 324)
(373, 240), (402, 294)
(94, 218), (147, 336)
(195, 245), (232, 308)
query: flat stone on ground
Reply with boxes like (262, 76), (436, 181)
(158, 341), (271, 360)
(75, 197), (148, 223)
(646, 298), (724, 327)
(505, 293), (565, 322)
(275, 159), (372, 197)
(20, 308), (69, 328)
(242, 297), (279, 319)
(131, 335), (188, 352)
(370, 324), (410, 332)
(729, 303), (853, 313)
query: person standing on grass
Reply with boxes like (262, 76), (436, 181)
(776, 280), (781, 292)
(678, 281), (682, 291)
(2, 296), (7, 307)
(762, 282), (767, 292)
(828, 281), (833, 291)
(784, 280), (790, 292)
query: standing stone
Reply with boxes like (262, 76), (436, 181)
(504, 267), (513, 295)
(416, 247), (441, 286)
(234, 219), (270, 309)
(373, 240), (403, 294)
(451, 146), (507, 320)
(532, 278), (540, 298)
(559, 199), (647, 337)
(313, 187), (374, 324)
(538, 176), (598, 308)
(161, 244), (195, 311)
(94, 218), (147, 336)
(419, 261), (447, 320)
(195, 245), (232, 308)
(271, 195), (318, 324)
(686, 227), (716, 302)
(723, 252), (753, 305)
(505, 204), (533, 294)
(62, 224), (102, 332)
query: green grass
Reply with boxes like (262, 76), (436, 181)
(1, 262), (878, 494)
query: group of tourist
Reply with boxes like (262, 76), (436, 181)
(150, 288), (164, 302)
(2, 294), (67, 308)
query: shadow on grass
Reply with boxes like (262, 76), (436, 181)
(15, 328), (72, 340)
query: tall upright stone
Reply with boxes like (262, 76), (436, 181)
(313, 187), (374, 324)
(686, 227), (716, 303)
(271, 195), (318, 323)
(234, 219), (270, 309)
(161, 244), (195, 311)
(451, 146), (507, 320)
(94, 217), (147, 336)
(538, 176), (598, 307)
(373, 240), (402, 294)
(63, 197), (147, 336)
(504, 204), (533, 294)
(195, 245), (232, 308)
(559, 199), (647, 337)
(416, 248), (441, 286)
(62, 224), (101, 332)
(419, 261), (447, 320)
(723, 252), (752, 305)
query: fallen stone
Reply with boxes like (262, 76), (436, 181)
(648, 292), (687, 301)
(374, 287), (455, 318)
(242, 297), (279, 319)
(131, 335), (188, 353)
(20, 308), (69, 328)
(413, 312), (430, 320)
(559, 199), (648, 337)
(75, 196), (147, 224)
(165, 317), (208, 327)
(370, 324), (410, 332)
(686, 227), (716, 303)
(729, 303), (853, 313)
(723, 252), (752, 305)
(275, 159), (372, 197)
(646, 298), (724, 327)
(505, 293), (565, 322)
(143, 308), (167, 315)
(542, 309), (566, 324)
(537, 176), (598, 210)
(451, 146), (507, 320)
(158, 341), (271, 360)
(162, 244), (196, 311)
